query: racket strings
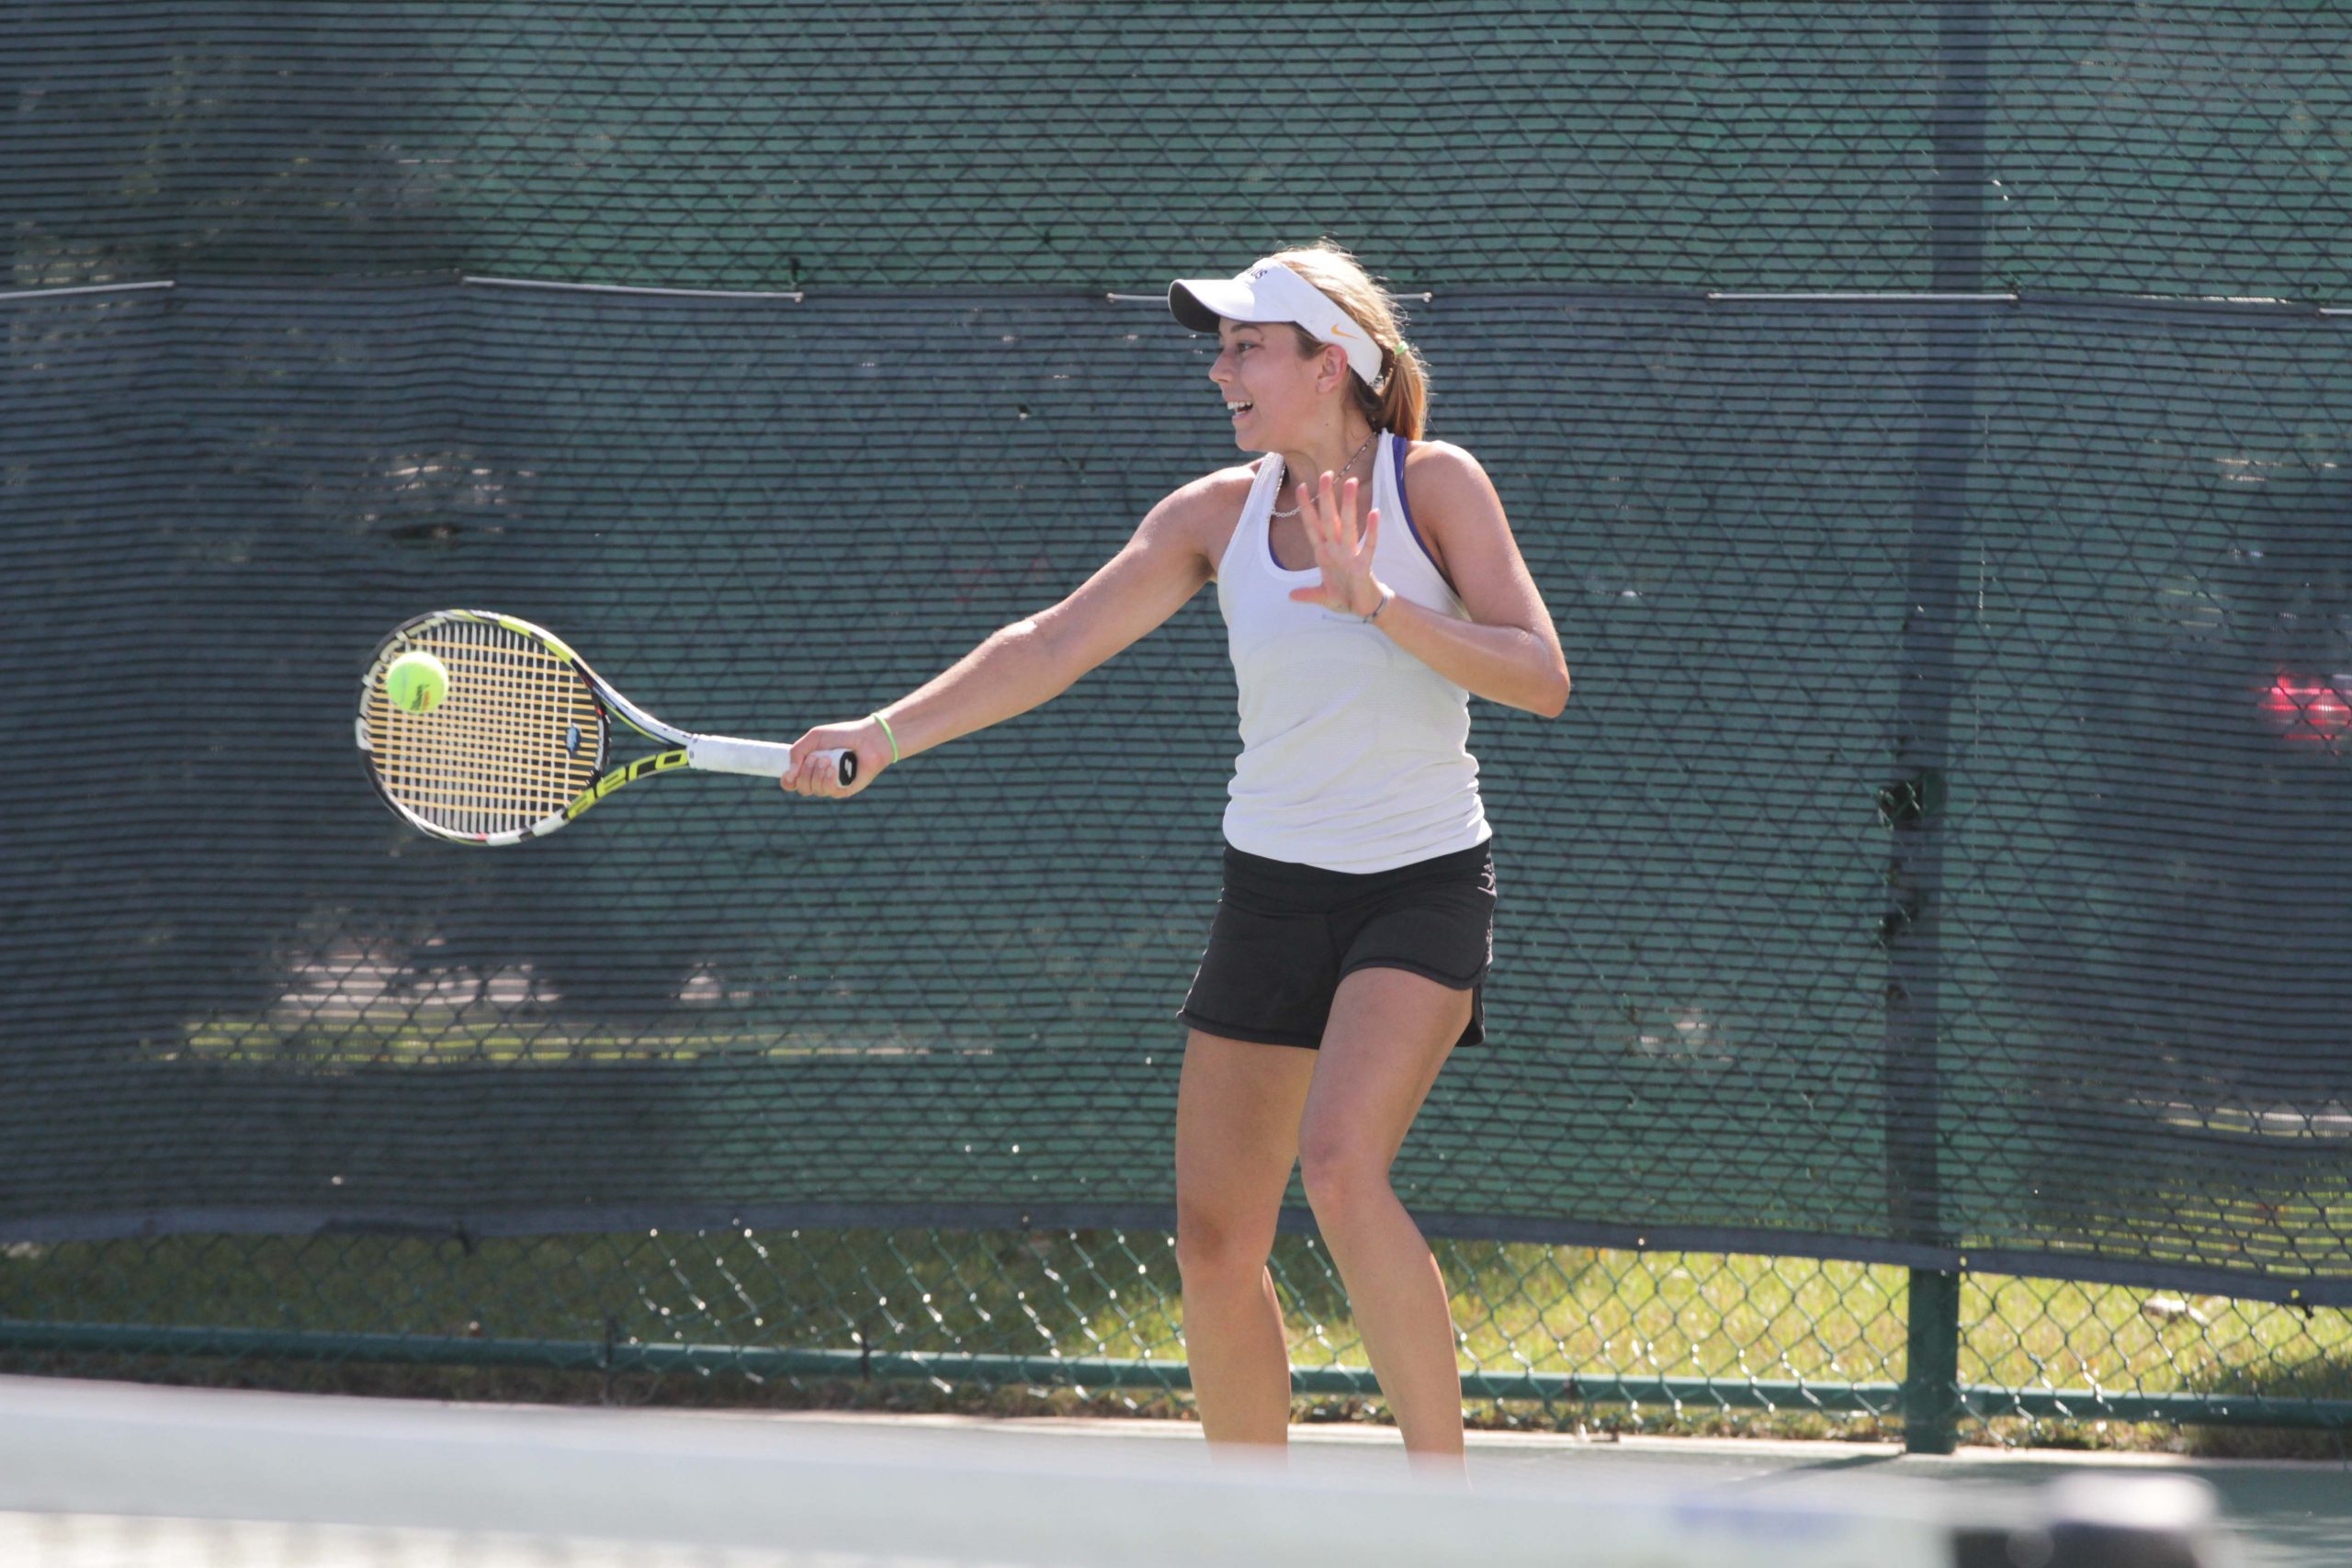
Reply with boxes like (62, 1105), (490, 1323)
(368, 618), (603, 837)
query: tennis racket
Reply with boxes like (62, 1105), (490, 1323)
(356, 608), (852, 847)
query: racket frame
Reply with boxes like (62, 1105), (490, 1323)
(357, 608), (844, 847)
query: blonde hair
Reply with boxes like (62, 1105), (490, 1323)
(1264, 242), (1430, 440)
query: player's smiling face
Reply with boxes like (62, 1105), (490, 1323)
(1209, 320), (1319, 451)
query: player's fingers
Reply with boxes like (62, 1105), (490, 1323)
(783, 732), (845, 795)
(1323, 476), (1353, 549)
(785, 728), (884, 801)
(1295, 480), (1322, 545)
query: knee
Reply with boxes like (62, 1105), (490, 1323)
(1173, 1202), (1274, 1290)
(1296, 1128), (1392, 1227)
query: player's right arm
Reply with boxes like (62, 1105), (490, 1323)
(781, 469), (1240, 795)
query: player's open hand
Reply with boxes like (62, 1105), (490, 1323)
(780, 717), (888, 799)
(1286, 469), (1387, 618)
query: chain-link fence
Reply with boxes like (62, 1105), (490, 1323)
(6, 1230), (2346, 1452)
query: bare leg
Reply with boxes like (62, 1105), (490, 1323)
(1173, 1030), (1317, 1457)
(1296, 967), (1471, 1471)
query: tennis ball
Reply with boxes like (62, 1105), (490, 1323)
(385, 649), (448, 715)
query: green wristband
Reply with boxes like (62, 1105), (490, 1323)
(871, 711), (900, 763)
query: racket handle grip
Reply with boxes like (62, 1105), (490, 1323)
(689, 736), (858, 787)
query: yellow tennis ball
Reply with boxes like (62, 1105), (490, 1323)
(385, 649), (448, 715)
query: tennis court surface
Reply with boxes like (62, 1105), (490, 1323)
(5, 1374), (2345, 1566)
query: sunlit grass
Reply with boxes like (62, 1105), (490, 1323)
(176, 1020), (974, 1066)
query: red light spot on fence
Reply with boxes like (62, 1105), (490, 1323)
(2258, 667), (2352, 753)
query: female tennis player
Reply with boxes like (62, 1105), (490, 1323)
(782, 243), (1568, 1468)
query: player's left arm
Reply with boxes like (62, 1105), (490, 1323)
(1376, 441), (1570, 716)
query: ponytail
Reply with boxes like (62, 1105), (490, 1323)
(1267, 242), (1430, 439)
(1365, 336), (1430, 441)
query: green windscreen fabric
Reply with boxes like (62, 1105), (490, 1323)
(8, 4), (2346, 299)
(4, 4), (2349, 1308)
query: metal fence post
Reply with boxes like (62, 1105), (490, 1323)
(1904, 1267), (1962, 1453)
(1884, 1), (1987, 1465)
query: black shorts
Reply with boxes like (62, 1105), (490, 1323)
(1178, 839), (1496, 1051)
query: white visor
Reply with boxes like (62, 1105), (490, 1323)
(1168, 261), (1385, 388)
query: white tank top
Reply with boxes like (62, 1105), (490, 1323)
(1216, 433), (1491, 873)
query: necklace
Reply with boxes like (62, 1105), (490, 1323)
(1270, 429), (1379, 519)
